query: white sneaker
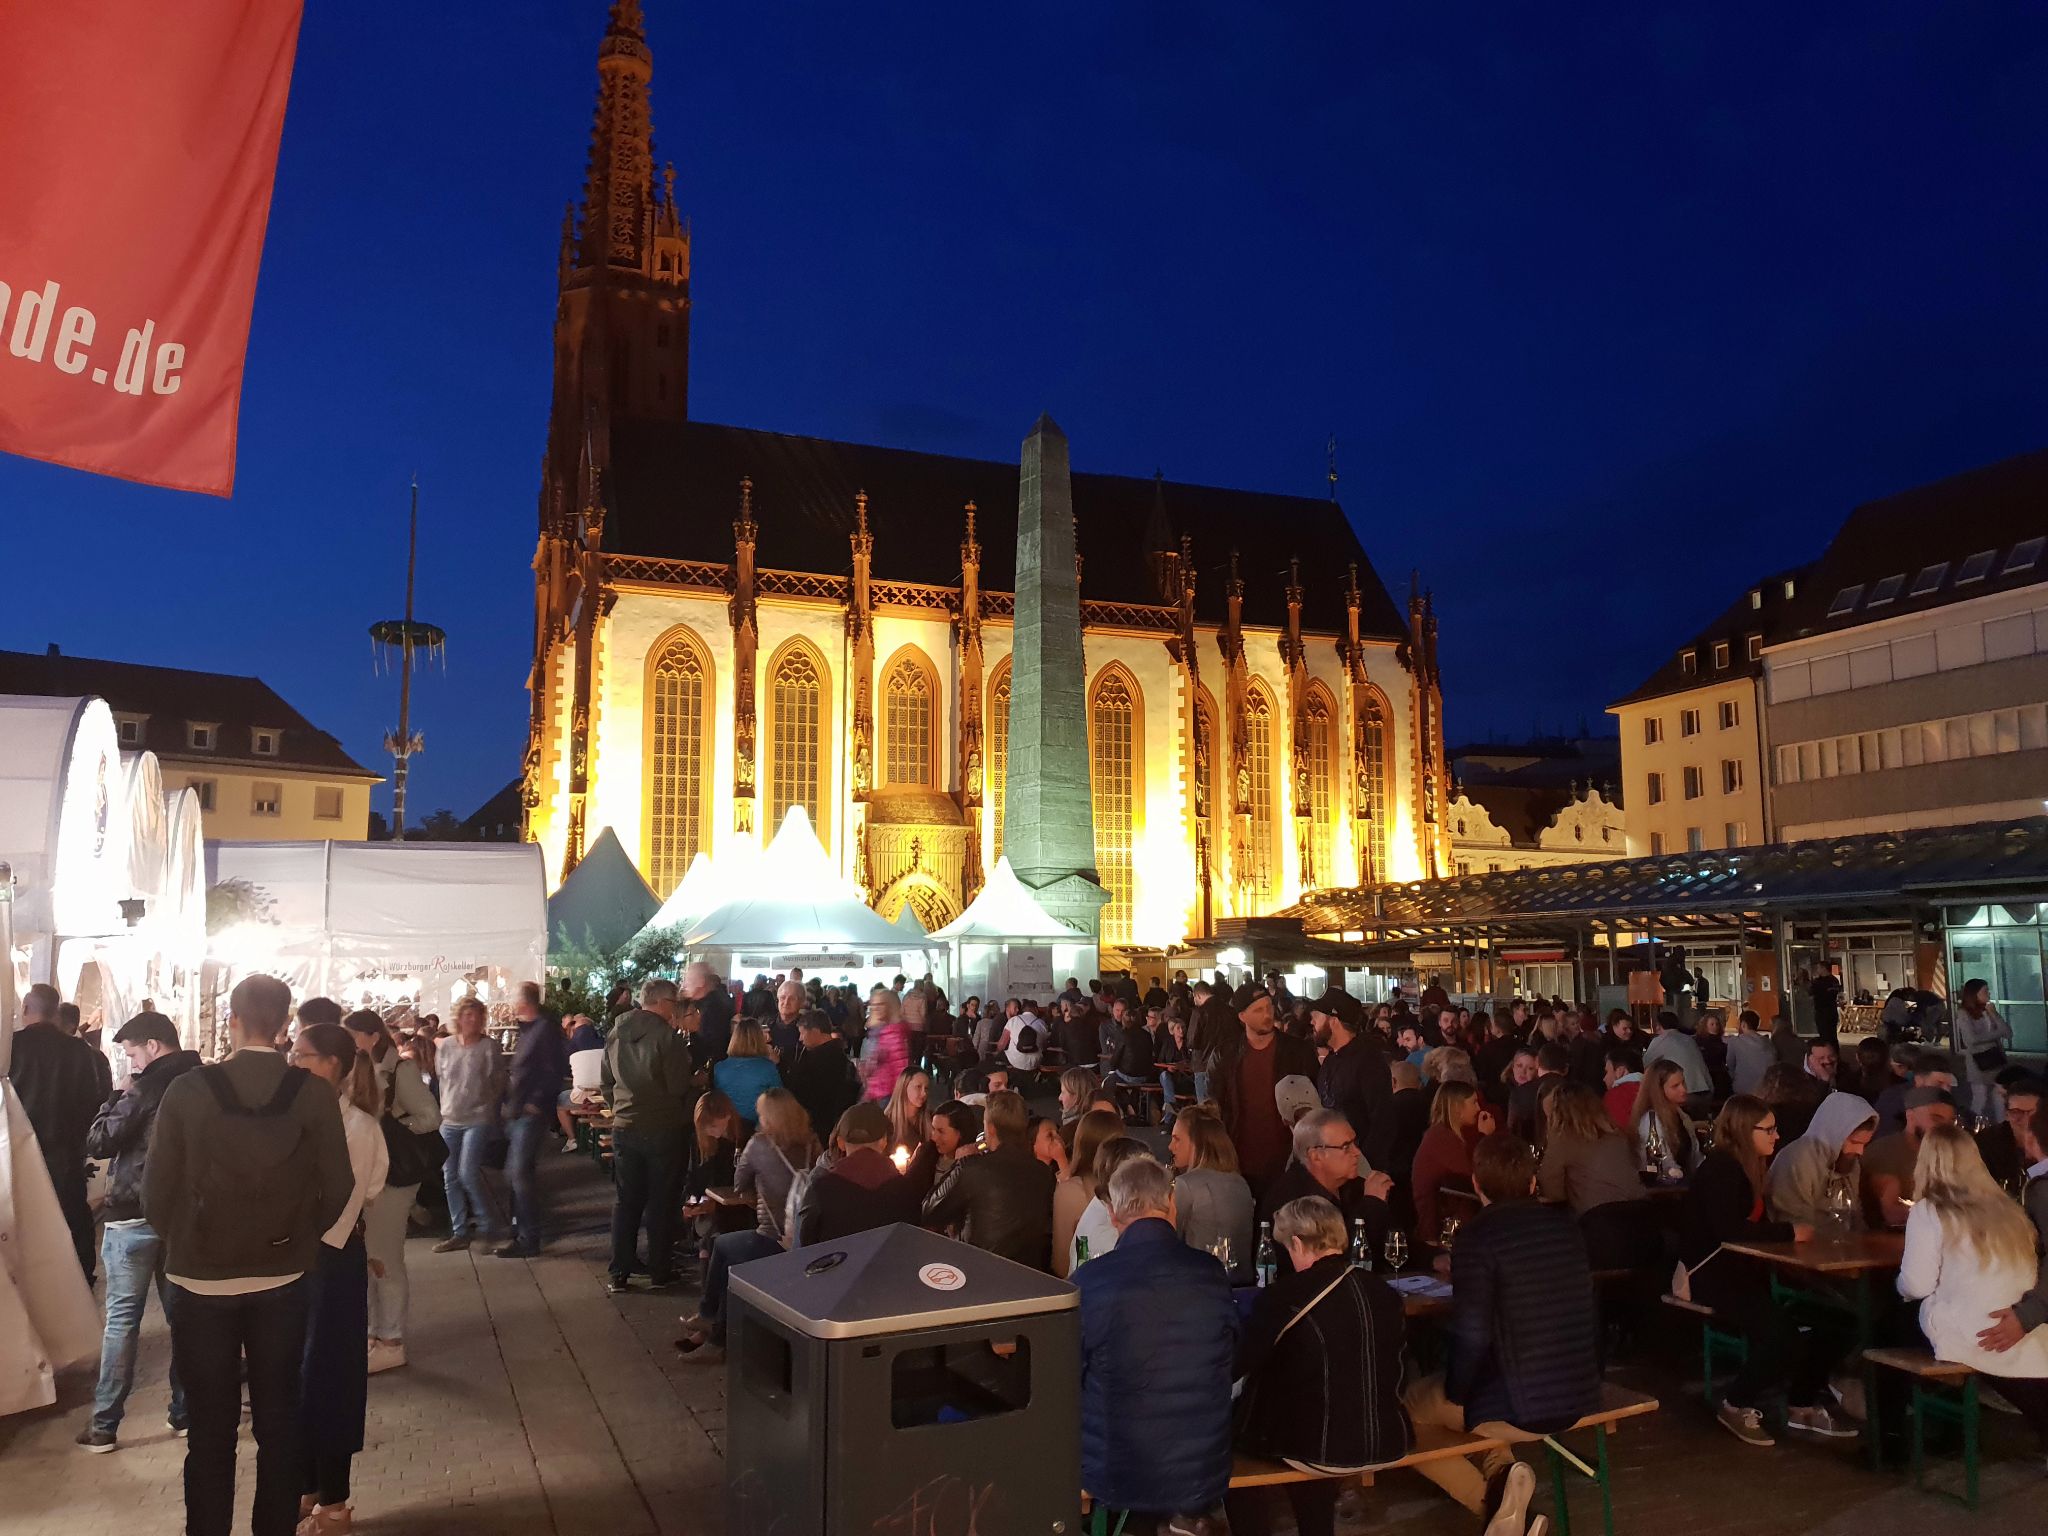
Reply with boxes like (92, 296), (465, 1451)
(367, 1339), (406, 1374)
(1483, 1461), (1536, 1536)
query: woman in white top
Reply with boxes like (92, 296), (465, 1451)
(1069, 1136), (1149, 1273)
(343, 1009), (439, 1373)
(287, 1024), (389, 1536)
(1898, 1122), (2048, 1453)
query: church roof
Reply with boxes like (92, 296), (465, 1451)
(604, 419), (1409, 639)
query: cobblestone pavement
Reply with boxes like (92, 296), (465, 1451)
(2, 1145), (2039, 1535)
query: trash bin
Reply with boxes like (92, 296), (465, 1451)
(725, 1222), (1079, 1535)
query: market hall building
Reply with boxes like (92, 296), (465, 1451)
(520, 3), (1452, 953)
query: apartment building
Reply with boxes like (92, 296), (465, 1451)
(1609, 569), (1807, 856)
(0, 646), (381, 840)
(1764, 449), (2048, 840)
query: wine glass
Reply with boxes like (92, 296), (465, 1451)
(1208, 1236), (1234, 1271)
(1382, 1231), (1408, 1272)
(1439, 1215), (1461, 1251)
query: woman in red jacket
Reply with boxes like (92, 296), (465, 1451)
(1411, 1081), (1493, 1249)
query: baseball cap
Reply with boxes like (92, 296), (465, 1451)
(1231, 982), (1271, 1013)
(113, 1011), (179, 1050)
(837, 1101), (893, 1147)
(1903, 1085), (1955, 1111)
(1310, 987), (1362, 1028)
(1274, 1074), (1322, 1126)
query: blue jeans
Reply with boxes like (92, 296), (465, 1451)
(1159, 1069), (1200, 1123)
(92, 1220), (184, 1433)
(505, 1111), (549, 1251)
(700, 1230), (782, 1344)
(440, 1123), (494, 1238)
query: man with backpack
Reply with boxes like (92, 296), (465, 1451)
(145, 975), (353, 1536)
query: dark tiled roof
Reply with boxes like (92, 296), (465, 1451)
(1785, 446), (2048, 640)
(605, 419), (1408, 638)
(0, 649), (376, 777)
(464, 778), (526, 842)
(1610, 564), (1813, 708)
(1461, 783), (1573, 848)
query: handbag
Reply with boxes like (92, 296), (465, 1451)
(1970, 1044), (2008, 1073)
(381, 1070), (449, 1187)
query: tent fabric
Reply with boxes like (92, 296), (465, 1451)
(680, 807), (932, 956)
(642, 850), (719, 936)
(0, 694), (130, 939)
(547, 826), (658, 954)
(890, 904), (927, 938)
(930, 857), (1085, 942)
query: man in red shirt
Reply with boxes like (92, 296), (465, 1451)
(1211, 984), (1319, 1201)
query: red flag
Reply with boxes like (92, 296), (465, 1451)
(0, 0), (303, 497)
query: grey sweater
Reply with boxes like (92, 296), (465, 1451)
(438, 1035), (504, 1128)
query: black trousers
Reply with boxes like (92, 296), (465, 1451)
(1709, 1280), (1834, 1411)
(167, 1277), (312, 1536)
(609, 1125), (686, 1284)
(53, 1156), (95, 1281)
(1226, 1479), (1339, 1536)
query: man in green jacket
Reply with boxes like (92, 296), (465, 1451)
(603, 977), (696, 1294)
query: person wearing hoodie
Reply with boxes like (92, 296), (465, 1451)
(76, 1011), (201, 1451)
(602, 978), (697, 1294)
(1766, 1090), (1878, 1230)
(794, 1102), (922, 1244)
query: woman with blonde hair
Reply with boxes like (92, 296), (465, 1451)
(1899, 1123), (2048, 1445)
(1410, 1080), (1491, 1247)
(1539, 1079), (1655, 1269)
(1169, 1105), (1256, 1283)
(884, 1067), (932, 1154)
(677, 1089), (818, 1361)
(1627, 1058), (1702, 1180)
(861, 990), (912, 1103)
(1053, 1108), (1123, 1278)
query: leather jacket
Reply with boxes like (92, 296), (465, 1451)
(86, 1050), (201, 1222)
(923, 1140), (1056, 1270)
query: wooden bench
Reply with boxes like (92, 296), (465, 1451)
(1086, 1385), (1657, 1536)
(1661, 1292), (1747, 1407)
(1866, 1348), (1980, 1509)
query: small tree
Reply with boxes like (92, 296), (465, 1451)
(544, 923), (688, 1027)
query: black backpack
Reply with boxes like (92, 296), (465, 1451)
(192, 1066), (319, 1270)
(1015, 1020), (1042, 1054)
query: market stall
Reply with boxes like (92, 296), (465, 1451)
(928, 856), (1095, 1004)
(547, 825), (658, 954)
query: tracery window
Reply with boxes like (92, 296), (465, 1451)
(1304, 689), (1336, 888)
(884, 651), (937, 786)
(1247, 684), (1279, 907)
(768, 643), (826, 838)
(989, 663), (1012, 860)
(1359, 691), (1390, 883)
(1090, 670), (1141, 946)
(645, 628), (712, 898)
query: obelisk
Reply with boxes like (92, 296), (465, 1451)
(1006, 414), (1109, 939)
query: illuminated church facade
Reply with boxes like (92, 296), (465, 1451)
(523, 3), (1452, 952)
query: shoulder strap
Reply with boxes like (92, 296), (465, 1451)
(262, 1065), (308, 1114)
(199, 1064), (242, 1112)
(196, 1061), (304, 1116)
(1274, 1264), (1355, 1345)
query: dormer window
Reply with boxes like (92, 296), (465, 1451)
(1747, 633), (1762, 661)
(1909, 562), (1948, 596)
(1782, 578), (1797, 599)
(1712, 641), (1730, 669)
(1825, 585), (1863, 617)
(1680, 649), (1697, 676)
(114, 713), (146, 748)
(1957, 549), (1996, 584)
(1748, 589), (1762, 609)
(253, 728), (279, 757)
(1866, 573), (1904, 607)
(2004, 536), (2043, 575)
(187, 722), (217, 751)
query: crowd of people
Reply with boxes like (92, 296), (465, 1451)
(10, 958), (2045, 1536)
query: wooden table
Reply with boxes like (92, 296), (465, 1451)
(1721, 1231), (1904, 1468)
(702, 1184), (759, 1235)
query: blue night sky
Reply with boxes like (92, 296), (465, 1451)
(5, 0), (2046, 822)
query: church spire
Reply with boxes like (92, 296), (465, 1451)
(580, 1), (656, 271)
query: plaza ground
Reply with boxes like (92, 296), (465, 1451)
(2, 1149), (2039, 1535)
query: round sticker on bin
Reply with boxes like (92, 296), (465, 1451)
(918, 1261), (967, 1292)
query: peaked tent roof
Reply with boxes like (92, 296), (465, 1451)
(890, 904), (927, 938)
(547, 826), (658, 953)
(679, 807), (930, 953)
(642, 851), (719, 936)
(929, 857), (1086, 942)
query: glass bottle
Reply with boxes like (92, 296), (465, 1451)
(1349, 1217), (1372, 1271)
(1255, 1220), (1280, 1288)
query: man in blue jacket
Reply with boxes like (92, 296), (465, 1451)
(1075, 1155), (1238, 1533)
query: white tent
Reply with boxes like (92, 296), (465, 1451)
(640, 850), (719, 937)
(208, 840), (548, 1015)
(890, 904), (927, 939)
(929, 857), (1097, 1004)
(680, 808), (937, 986)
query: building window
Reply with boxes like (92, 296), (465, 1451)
(115, 714), (144, 748)
(1357, 690), (1391, 884)
(251, 782), (282, 817)
(1719, 699), (1739, 730)
(1724, 820), (1745, 847)
(1246, 685), (1279, 907)
(1088, 670), (1141, 947)
(1686, 826), (1705, 853)
(189, 778), (216, 812)
(645, 627), (712, 899)
(1680, 708), (1702, 737)
(989, 663), (1012, 861)
(1712, 642), (1730, 669)
(1650, 832), (1664, 856)
(187, 722), (216, 750)
(1866, 573), (1904, 607)
(1749, 589), (1762, 610)
(314, 786), (343, 821)
(1721, 759), (1743, 793)
(1302, 690), (1336, 888)
(1747, 634), (1762, 661)
(1908, 562), (1948, 597)
(2005, 536), (2044, 574)
(1456, 860), (1471, 877)
(1957, 550), (1996, 584)
(253, 729), (278, 757)
(883, 649), (937, 787)
(767, 644), (828, 840)
(1680, 650), (1697, 675)
(1643, 717), (1663, 746)
(1647, 771), (1665, 805)
(1683, 766), (1704, 799)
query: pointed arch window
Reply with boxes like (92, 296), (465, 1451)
(1358, 690), (1391, 883)
(644, 627), (713, 899)
(1246, 684), (1279, 908)
(768, 642), (829, 841)
(989, 661), (1012, 860)
(1303, 689), (1336, 888)
(1089, 668), (1142, 947)
(884, 650), (938, 787)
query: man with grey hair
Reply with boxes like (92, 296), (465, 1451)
(683, 961), (733, 1064)
(603, 976), (694, 1294)
(1074, 1151), (1237, 1531)
(1259, 1108), (1394, 1242)
(770, 978), (806, 1056)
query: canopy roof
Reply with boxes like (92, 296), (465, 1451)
(1281, 817), (2048, 941)
(548, 826), (658, 954)
(681, 808), (929, 954)
(0, 695), (130, 938)
(930, 857), (1085, 943)
(643, 851), (718, 935)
